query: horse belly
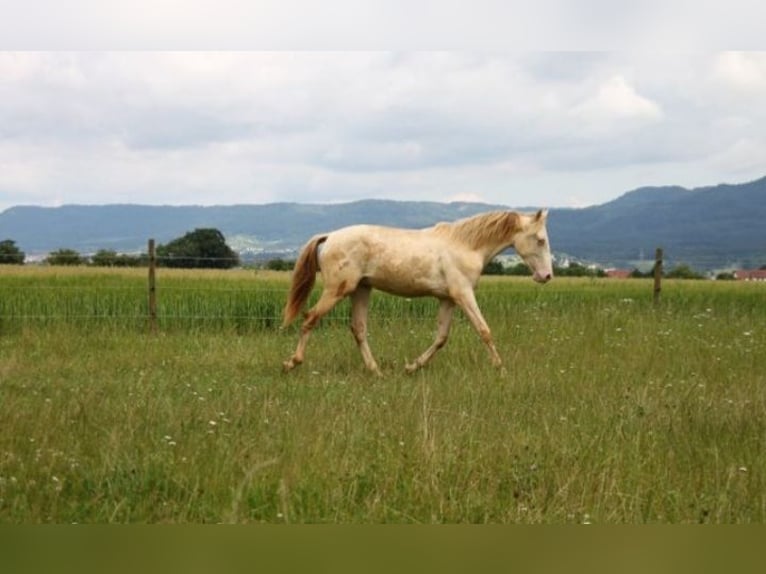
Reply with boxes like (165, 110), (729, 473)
(365, 250), (449, 297)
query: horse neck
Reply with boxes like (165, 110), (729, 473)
(447, 212), (521, 263)
(478, 234), (517, 264)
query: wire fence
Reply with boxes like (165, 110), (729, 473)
(4, 274), (765, 338)
(24, 252), (287, 268)
(1, 237), (485, 333)
(8, 245), (757, 334)
(0, 276), (455, 334)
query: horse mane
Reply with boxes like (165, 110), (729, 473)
(433, 211), (522, 251)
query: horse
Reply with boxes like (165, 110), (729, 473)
(282, 209), (553, 374)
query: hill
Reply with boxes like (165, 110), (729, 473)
(551, 176), (766, 269)
(2, 176), (765, 270)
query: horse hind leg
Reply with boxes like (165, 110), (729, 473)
(405, 299), (455, 373)
(283, 287), (344, 372)
(350, 285), (382, 375)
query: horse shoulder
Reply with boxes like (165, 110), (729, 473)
(436, 240), (482, 279)
(452, 259), (484, 290)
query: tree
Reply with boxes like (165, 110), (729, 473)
(91, 249), (142, 267)
(482, 259), (505, 275)
(91, 249), (118, 267)
(46, 248), (85, 266)
(666, 264), (704, 280)
(630, 268), (649, 278)
(505, 263), (532, 276)
(265, 258), (295, 271)
(157, 228), (240, 269)
(554, 262), (606, 278)
(0, 239), (25, 265)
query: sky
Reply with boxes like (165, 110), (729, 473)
(1, 4), (765, 212)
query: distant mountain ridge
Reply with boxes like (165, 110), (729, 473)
(2, 176), (765, 270)
(550, 176), (766, 269)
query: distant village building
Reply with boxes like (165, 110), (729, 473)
(605, 269), (632, 279)
(734, 269), (766, 281)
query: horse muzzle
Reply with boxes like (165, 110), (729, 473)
(533, 270), (553, 284)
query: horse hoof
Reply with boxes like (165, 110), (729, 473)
(404, 363), (419, 374)
(368, 363), (383, 376)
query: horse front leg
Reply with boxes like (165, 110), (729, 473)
(453, 289), (503, 368)
(350, 285), (382, 375)
(405, 299), (455, 373)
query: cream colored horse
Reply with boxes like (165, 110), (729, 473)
(282, 209), (553, 374)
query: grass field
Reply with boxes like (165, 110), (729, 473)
(0, 266), (764, 523)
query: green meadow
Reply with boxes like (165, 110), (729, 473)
(0, 266), (764, 523)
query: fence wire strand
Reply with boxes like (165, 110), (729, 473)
(0, 278), (445, 328)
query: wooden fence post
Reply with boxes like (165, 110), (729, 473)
(148, 238), (158, 333)
(653, 247), (663, 305)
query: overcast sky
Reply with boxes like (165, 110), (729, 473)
(1, 21), (765, 212)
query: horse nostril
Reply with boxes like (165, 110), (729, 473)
(544, 273), (552, 282)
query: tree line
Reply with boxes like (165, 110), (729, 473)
(3, 232), (763, 278)
(0, 229), (240, 269)
(482, 260), (607, 278)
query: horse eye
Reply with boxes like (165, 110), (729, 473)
(537, 238), (546, 247)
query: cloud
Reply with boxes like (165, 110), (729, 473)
(1, 51), (765, 212)
(572, 75), (662, 123)
(446, 192), (490, 204)
(713, 52), (766, 93)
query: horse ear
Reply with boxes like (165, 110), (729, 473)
(535, 209), (548, 222)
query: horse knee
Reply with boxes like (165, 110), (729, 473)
(476, 327), (492, 343)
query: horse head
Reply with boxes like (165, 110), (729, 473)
(514, 209), (553, 284)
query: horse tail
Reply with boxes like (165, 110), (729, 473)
(282, 234), (328, 327)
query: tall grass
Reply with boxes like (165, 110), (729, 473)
(0, 267), (764, 522)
